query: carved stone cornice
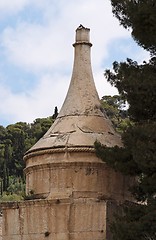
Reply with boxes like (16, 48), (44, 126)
(24, 146), (95, 161)
(24, 160), (106, 174)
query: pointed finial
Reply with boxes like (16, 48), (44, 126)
(74, 25), (92, 46)
(77, 24), (90, 31)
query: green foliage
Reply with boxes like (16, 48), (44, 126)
(52, 106), (58, 120)
(111, 202), (156, 240)
(95, 1), (156, 239)
(101, 95), (132, 132)
(110, 0), (156, 55)
(0, 193), (23, 202)
(95, 121), (156, 202)
(31, 117), (53, 141)
(6, 176), (25, 195)
(0, 114), (54, 198)
(105, 58), (156, 122)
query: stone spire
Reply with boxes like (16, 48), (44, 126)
(59, 24), (101, 117)
(2, 26), (132, 240)
(25, 25), (121, 156)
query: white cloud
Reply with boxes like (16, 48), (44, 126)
(0, 0), (30, 16)
(1, 0), (129, 73)
(0, 0), (147, 126)
(0, 73), (68, 124)
(2, 23), (69, 72)
(0, 69), (117, 125)
(94, 70), (118, 99)
(0, 0), (53, 16)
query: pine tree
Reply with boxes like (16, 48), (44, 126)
(95, 1), (156, 239)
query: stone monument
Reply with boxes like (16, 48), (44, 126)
(1, 25), (132, 240)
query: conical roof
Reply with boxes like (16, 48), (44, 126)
(26, 25), (122, 156)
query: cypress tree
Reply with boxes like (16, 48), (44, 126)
(95, 1), (156, 239)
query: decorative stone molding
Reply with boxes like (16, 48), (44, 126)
(24, 146), (95, 161)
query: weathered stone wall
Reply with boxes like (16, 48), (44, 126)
(1, 26), (134, 240)
(25, 161), (132, 202)
(1, 199), (118, 240)
(0, 216), (2, 240)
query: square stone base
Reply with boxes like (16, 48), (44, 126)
(1, 198), (118, 240)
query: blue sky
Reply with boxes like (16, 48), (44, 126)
(0, 0), (148, 127)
